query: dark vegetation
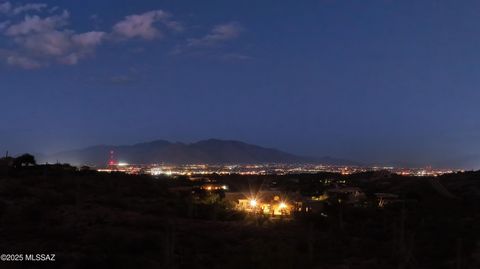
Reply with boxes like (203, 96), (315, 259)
(0, 155), (480, 268)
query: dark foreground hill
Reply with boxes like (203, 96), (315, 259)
(0, 166), (480, 268)
(43, 139), (357, 166)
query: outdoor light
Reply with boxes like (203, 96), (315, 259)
(249, 199), (257, 207)
(279, 202), (287, 209)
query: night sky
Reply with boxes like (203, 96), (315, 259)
(1, 0), (480, 168)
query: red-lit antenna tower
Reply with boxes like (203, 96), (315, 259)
(108, 150), (117, 167)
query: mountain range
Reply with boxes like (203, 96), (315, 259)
(41, 139), (358, 167)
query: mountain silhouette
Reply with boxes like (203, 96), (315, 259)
(43, 139), (358, 166)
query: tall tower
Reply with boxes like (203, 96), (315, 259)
(108, 150), (117, 167)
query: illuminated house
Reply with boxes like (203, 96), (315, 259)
(227, 191), (303, 217)
(200, 184), (228, 191)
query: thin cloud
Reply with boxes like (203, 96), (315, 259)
(5, 10), (69, 36)
(186, 22), (243, 48)
(221, 53), (253, 62)
(89, 14), (102, 29)
(112, 10), (182, 40)
(0, 2), (48, 16)
(173, 22), (248, 60)
(0, 20), (9, 30)
(6, 54), (41, 69)
(12, 3), (48, 15)
(0, 1), (12, 14)
(109, 75), (138, 84)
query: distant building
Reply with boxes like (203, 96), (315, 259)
(326, 187), (366, 204)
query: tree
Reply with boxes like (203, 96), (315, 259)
(13, 154), (36, 168)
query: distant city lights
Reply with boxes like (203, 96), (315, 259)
(96, 162), (458, 177)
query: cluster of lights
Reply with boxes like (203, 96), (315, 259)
(248, 198), (288, 209)
(98, 162), (459, 178)
(203, 185), (229, 191)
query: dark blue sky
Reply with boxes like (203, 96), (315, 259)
(1, 0), (480, 168)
